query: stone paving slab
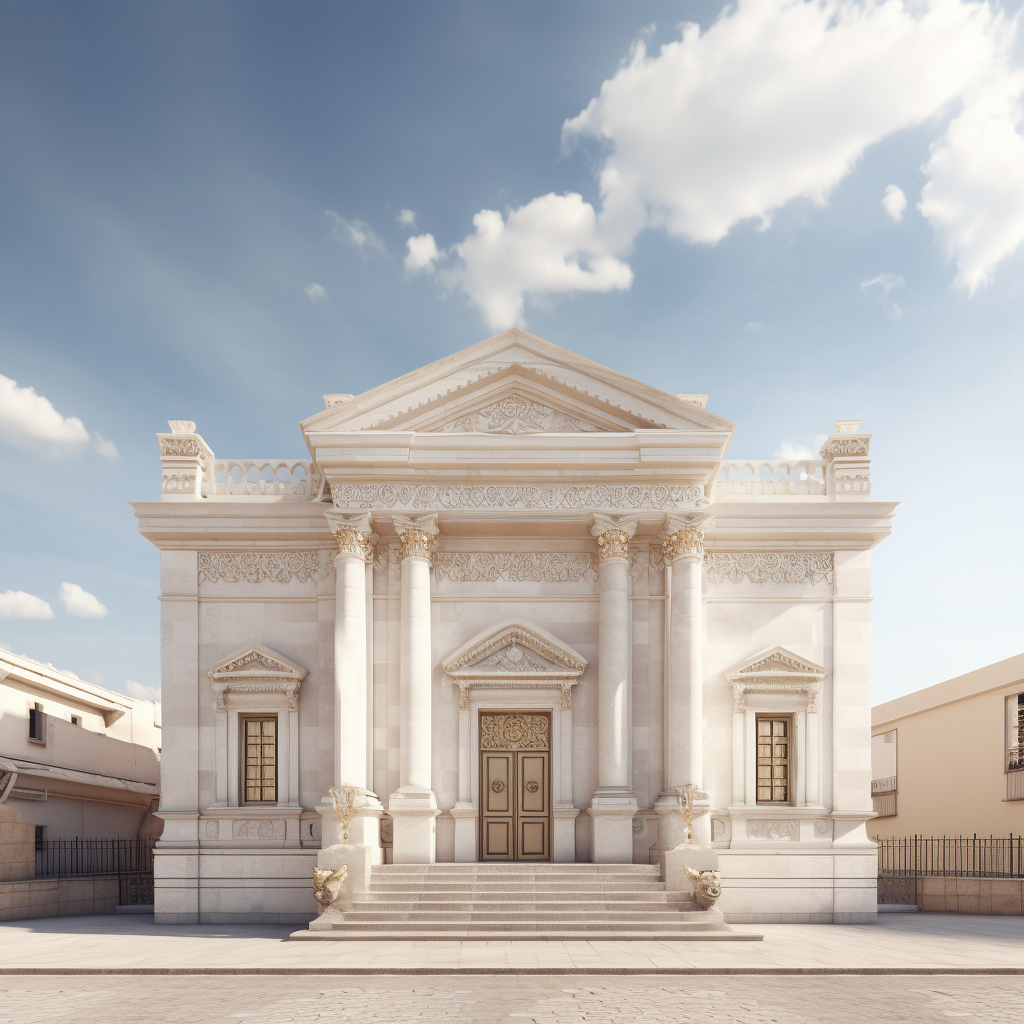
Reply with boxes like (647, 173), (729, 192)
(1, 975), (1023, 1023)
(0, 913), (1021, 974)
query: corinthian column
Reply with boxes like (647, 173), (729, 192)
(586, 513), (639, 863)
(388, 514), (440, 864)
(652, 515), (710, 855)
(319, 511), (382, 856)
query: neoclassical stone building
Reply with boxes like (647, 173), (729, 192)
(137, 330), (894, 924)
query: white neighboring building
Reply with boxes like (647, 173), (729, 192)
(135, 330), (895, 925)
(0, 650), (161, 840)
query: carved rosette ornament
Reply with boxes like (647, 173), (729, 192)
(662, 527), (704, 563)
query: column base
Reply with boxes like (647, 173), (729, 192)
(650, 790), (711, 855)
(553, 805), (580, 863)
(451, 804), (478, 863)
(586, 791), (637, 864)
(388, 788), (439, 864)
(317, 789), (383, 863)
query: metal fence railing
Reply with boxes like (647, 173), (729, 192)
(876, 835), (1023, 878)
(35, 836), (156, 904)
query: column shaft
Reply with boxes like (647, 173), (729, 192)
(399, 554), (433, 793)
(597, 555), (630, 791)
(334, 552), (368, 790)
(668, 552), (703, 790)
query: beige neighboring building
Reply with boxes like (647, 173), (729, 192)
(0, 649), (162, 840)
(871, 654), (1024, 838)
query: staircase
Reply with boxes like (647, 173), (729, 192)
(294, 862), (755, 941)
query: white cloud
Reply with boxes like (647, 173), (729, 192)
(418, 1), (1024, 328)
(58, 582), (108, 619)
(405, 234), (442, 274)
(92, 434), (119, 461)
(861, 271), (906, 318)
(126, 679), (160, 702)
(883, 184), (907, 223)
(325, 211), (388, 257)
(0, 374), (89, 448)
(304, 282), (328, 303)
(397, 208), (417, 228)
(775, 442), (816, 460)
(0, 374), (119, 459)
(0, 591), (54, 620)
(443, 193), (633, 329)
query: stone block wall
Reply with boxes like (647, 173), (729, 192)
(917, 876), (1024, 915)
(0, 875), (120, 922)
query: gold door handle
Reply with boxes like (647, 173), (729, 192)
(491, 780), (505, 793)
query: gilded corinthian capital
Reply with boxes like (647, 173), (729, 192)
(589, 514), (638, 562)
(658, 514), (711, 564)
(324, 510), (375, 560)
(393, 514), (440, 561)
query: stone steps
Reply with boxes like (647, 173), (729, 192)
(293, 862), (750, 942)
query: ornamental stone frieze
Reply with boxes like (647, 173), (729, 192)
(704, 552), (833, 586)
(332, 482), (708, 512)
(198, 551), (326, 584)
(433, 552), (598, 584)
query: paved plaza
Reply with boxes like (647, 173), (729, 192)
(1, 974), (1023, 1023)
(0, 913), (1021, 974)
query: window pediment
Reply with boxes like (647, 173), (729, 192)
(206, 645), (307, 712)
(725, 646), (825, 713)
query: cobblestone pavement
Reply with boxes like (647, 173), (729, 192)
(1, 975), (1021, 1024)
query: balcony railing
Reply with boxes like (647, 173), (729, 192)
(871, 776), (897, 795)
(1007, 745), (1024, 773)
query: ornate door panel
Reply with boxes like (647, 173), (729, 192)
(479, 712), (551, 861)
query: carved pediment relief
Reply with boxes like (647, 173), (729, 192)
(206, 644), (307, 712)
(725, 646), (825, 713)
(430, 390), (606, 434)
(443, 620), (588, 709)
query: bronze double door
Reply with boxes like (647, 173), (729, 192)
(479, 711), (551, 860)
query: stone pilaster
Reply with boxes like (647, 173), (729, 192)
(318, 511), (382, 856)
(388, 514), (440, 864)
(586, 514), (639, 863)
(653, 515), (711, 854)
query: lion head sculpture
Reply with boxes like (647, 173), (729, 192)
(684, 865), (723, 910)
(312, 863), (348, 912)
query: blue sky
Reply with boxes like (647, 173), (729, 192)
(1, 0), (1022, 705)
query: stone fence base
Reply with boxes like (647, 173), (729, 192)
(918, 876), (1023, 915)
(0, 875), (120, 922)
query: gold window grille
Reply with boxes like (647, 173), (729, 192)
(756, 716), (791, 804)
(242, 716), (278, 804)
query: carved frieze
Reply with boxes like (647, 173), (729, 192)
(434, 552), (597, 584)
(333, 482), (708, 512)
(480, 713), (550, 751)
(198, 552), (324, 584)
(820, 436), (871, 458)
(231, 819), (285, 841)
(747, 820), (798, 840)
(159, 437), (204, 458)
(433, 392), (603, 434)
(705, 553), (833, 586)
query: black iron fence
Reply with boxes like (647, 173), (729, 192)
(35, 837), (156, 905)
(876, 835), (1023, 879)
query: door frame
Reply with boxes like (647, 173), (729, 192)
(478, 710), (553, 861)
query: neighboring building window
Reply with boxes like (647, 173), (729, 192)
(70, 715), (81, 726)
(242, 716), (278, 804)
(28, 703), (46, 744)
(756, 716), (791, 804)
(1008, 694), (1024, 772)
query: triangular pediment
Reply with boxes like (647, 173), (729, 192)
(724, 646), (826, 684)
(301, 329), (735, 437)
(206, 645), (307, 683)
(443, 619), (587, 679)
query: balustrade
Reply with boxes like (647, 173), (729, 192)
(714, 459), (827, 496)
(206, 459), (322, 499)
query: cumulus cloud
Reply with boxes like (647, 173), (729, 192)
(883, 184), (908, 223)
(304, 282), (328, 303)
(326, 211), (388, 257)
(0, 590), (54, 620)
(397, 209), (417, 227)
(0, 374), (118, 459)
(444, 194), (633, 329)
(414, 1), (1024, 328)
(405, 233), (442, 274)
(58, 583), (108, 619)
(862, 271), (906, 318)
(775, 442), (817, 460)
(126, 679), (160, 702)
